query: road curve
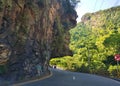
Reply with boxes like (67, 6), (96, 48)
(20, 68), (120, 86)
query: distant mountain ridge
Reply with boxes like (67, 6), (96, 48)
(81, 6), (120, 29)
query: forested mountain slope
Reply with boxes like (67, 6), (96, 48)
(50, 6), (120, 78)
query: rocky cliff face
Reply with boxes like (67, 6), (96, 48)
(0, 0), (77, 80)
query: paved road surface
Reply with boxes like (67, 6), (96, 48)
(19, 69), (120, 86)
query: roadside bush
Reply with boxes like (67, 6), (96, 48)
(79, 63), (89, 73)
(108, 65), (120, 78)
(89, 61), (108, 75)
(50, 58), (60, 65)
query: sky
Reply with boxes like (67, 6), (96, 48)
(75, 0), (120, 23)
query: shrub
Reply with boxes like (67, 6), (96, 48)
(79, 62), (89, 73)
(108, 65), (120, 78)
(89, 61), (108, 75)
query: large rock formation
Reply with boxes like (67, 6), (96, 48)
(0, 0), (77, 80)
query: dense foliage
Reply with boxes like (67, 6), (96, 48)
(50, 6), (120, 78)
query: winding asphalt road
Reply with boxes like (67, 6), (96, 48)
(17, 68), (120, 86)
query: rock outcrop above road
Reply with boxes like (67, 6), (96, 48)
(0, 0), (77, 80)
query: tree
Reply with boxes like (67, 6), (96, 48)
(104, 33), (120, 54)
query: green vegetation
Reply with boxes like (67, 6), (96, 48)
(0, 65), (7, 74)
(0, 0), (4, 11)
(50, 6), (120, 78)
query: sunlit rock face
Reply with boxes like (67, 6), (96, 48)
(0, 43), (11, 65)
(0, 0), (77, 80)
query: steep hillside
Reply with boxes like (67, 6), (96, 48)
(0, 0), (77, 80)
(81, 6), (120, 29)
